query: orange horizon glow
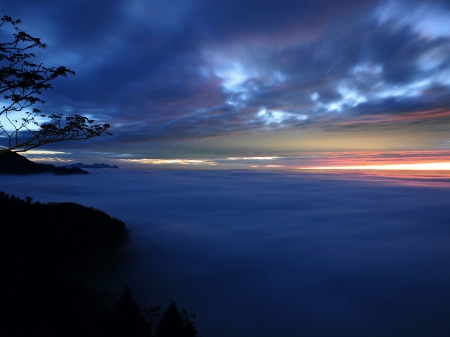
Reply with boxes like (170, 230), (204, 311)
(301, 162), (450, 170)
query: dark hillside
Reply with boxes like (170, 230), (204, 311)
(0, 151), (88, 175)
(0, 192), (128, 337)
(0, 192), (197, 337)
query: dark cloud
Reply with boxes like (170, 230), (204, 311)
(3, 0), (450, 156)
(193, 0), (378, 40)
(3, 170), (450, 337)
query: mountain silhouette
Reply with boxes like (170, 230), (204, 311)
(62, 163), (119, 169)
(0, 151), (88, 175)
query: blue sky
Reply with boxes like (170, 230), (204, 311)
(3, 0), (450, 167)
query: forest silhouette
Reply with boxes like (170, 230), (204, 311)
(0, 192), (197, 337)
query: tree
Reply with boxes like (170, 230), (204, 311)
(0, 15), (110, 154)
(91, 286), (159, 337)
(108, 286), (152, 337)
(155, 301), (197, 337)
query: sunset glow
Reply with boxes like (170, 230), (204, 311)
(302, 162), (450, 170)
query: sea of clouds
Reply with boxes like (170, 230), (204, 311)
(2, 169), (450, 337)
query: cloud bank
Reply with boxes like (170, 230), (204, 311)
(2, 170), (450, 336)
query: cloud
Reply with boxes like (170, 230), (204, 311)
(2, 169), (450, 336)
(4, 0), (450, 156)
(119, 158), (217, 166)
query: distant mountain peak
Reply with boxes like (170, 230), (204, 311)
(62, 163), (119, 169)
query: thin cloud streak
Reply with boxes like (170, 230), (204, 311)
(303, 162), (450, 170)
(24, 150), (450, 171)
(120, 158), (217, 166)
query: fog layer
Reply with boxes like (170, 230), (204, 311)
(2, 170), (450, 337)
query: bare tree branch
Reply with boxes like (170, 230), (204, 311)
(0, 15), (111, 154)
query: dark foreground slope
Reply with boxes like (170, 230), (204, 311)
(0, 151), (87, 174)
(0, 192), (128, 337)
(0, 193), (197, 337)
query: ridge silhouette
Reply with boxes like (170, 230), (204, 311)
(0, 151), (87, 175)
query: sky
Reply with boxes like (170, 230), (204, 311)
(2, 169), (450, 337)
(3, 0), (450, 168)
